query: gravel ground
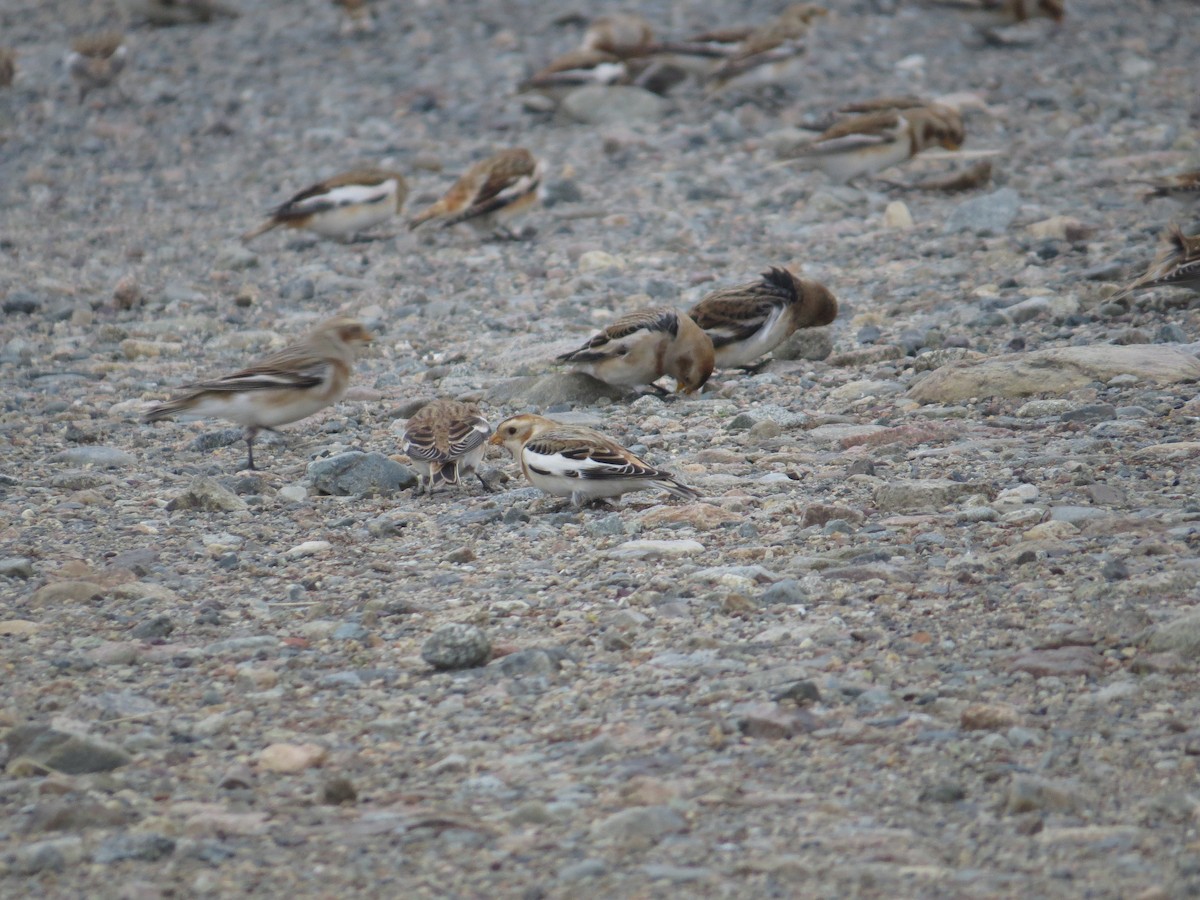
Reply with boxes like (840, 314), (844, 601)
(3, 0), (1200, 897)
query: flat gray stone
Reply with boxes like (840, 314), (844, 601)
(591, 805), (687, 844)
(909, 346), (1200, 404)
(166, 476), (248, 512)
(4, 725), (132, 774)
(307, 451), (416, 496)
(560, 85), (670, 125)
(49, 447), (136, 469)
(875, 479), (983, 512)
(943, 188), (1020, 235)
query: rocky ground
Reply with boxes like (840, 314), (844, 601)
(3, 0), (1200, 897)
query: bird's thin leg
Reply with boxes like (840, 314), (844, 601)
(243, 427), (259, 471)
(476, 472), (498, 493)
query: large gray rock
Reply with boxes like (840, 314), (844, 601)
(307, 452), (416, 496)
(909, 345), (1200, 404)
(942, 188), (1020, 235)
(48, 447), (136, 469)
(1142, 613), (1200, 659)
(4, 725), (132, 775)
(486, 373), (635, 407)
(166, 476), (247, 512)
(875, 479), (983, 512)
(560, 85), (670, 125)
(771, 327), (834, 362)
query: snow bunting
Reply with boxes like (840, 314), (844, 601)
(556, 307), (714, 395)
(783, 103), (964, 183)
(118, 0), (238, 25)
(241, 168), (407, 243)
(402, 399), (494, 495)
(519, 49), (632, 102)
(1139, 170), (1200, 209)
(408, 149), (543, 237)
(688, 267), (838, 369)
(66, 32), (128, 103)
(706, 4), (827, 93)
(931, 0), (1064, 26)
(332, 0), (374, 34)
(1111, 225), (1200, 302)
(143, 317), (372, 471)
(0, 49), (14, 88)
(580, 12), (656, 58)
(489, 414), (700, 507)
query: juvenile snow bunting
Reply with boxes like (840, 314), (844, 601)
(119, 0), (238, 25)
(689, 267), (838, 369)
(241, 167), (407, 243)
(332, 0), (374, 34)
(1111, 225), (1200, 302)
(556, 307), (714, 395)
(489, 414), (700, 507)
(402, 399), (494, 495)
(0, 49), (14, 88)
(66, 32), (128, 103)
(783, 103), (964, 183)
(143, 317), (372, 471)
(1139, 169), (1200, 209)
(706, 4), (827, 93)
(408, 149), (543, 237)
(580, 12), (656, 57)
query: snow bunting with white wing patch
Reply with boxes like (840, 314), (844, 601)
(119, 0), (238, 25)
(783, 102), (964, 183)
(556, 307), (714, 395)
(242, 168), (407, 243)
(519, 49), (632, 103)
(689, 267), (838, 369)
(1111, 225), (1200, 302)
(403, 399), (494, 495)
(66, 32), (128, 103)
(490, 414), (699, 507)
(408, 149), (543, 237)
(706, 4), (827, 94)
(143, 317), (371, 471)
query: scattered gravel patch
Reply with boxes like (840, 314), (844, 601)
(2, 0), (1200, 897)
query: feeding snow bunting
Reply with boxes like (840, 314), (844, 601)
(1111, 225), (1200, 302)
(408, 149), (543, 237)
(119, 0), (239, 25)
(706, 4), (827, 93)
(556, 307), (714, 396)
(332, 0), (374, 34)
(241, 168), (407, 243)
(580, 12), (656, 57)
(489, 414), (700, 507)
(782, 103), (964, 183)
(688, 267), (838, 369)
(0, 49), (14, 88)
(402, 399), (494, 495)
(66, 32), (128, 103)
(1138, 170), (1200, 210)
(143, 317), (372, 471)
